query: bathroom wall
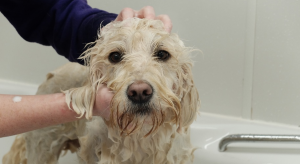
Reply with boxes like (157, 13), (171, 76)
(1, 0), (300, 126)
(252, 0), (300, 125)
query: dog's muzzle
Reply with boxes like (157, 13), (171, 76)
(127, 81), (153, 104)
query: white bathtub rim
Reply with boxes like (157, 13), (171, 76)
(0, 79), (38, 95)
(194, 112), (300, 131)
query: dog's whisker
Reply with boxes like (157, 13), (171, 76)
(158, 100), (165, 126)
(145, 110), (159, 137)
(121, 114), (132, 130)
(160, 109), (165, 126)
(127, 119), (139, 135)
(114, 101), (122, 128)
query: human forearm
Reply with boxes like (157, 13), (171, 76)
(0, 93), (79, 137)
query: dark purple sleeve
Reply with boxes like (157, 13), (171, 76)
(0, 0), (117, 64)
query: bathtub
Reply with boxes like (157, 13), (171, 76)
(1, 80), (300, 164)
(191, 113), (300, 164)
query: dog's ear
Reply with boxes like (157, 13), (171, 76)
(177, 63), (200, 131)
(63, 83), (95, 119)
(64, 45), (106, 119)
(46, 73), (54, 80)
(63, 54), (106, 119)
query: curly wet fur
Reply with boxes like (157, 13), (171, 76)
(3, 18), (200, 164)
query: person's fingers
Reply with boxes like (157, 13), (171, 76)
(156, 14), (173, 32)
(93, 84), (113, 120)
(115, 7), (135, 21)
(136, 6), (155, 19)
(114, 7), (172, 33)
(116, 6), (156, 21)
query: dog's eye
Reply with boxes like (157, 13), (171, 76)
(109, 52), (123, 63)
(155, 50), (170, 61)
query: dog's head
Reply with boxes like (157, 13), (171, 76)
(67, 18), (200, 136)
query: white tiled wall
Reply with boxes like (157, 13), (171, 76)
(252, 0), (300, 125)
(0, 15), (69, 84)
(1, 0), (300, 126)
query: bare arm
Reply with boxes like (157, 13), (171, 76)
(0, 93), (79, 137)
(0, 84), (113, 138)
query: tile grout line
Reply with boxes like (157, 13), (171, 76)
(242, 0), (257, 120)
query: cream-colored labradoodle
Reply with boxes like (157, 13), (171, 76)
(3, 18), (200, 164)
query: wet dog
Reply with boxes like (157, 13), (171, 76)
(3, 18), (200, 164)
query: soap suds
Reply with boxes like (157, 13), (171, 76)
(13, 96), (22, 103)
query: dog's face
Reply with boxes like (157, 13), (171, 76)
(82, 18), (199, 136)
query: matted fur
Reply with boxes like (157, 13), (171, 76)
(3, 18), (200, 164)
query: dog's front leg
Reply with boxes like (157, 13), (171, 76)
(24, 123), (77, 164)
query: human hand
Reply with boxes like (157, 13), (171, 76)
(115, 6), (172, 32)
(93, 84), (114, 120)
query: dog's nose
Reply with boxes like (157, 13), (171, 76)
(127, 81), (153, 103)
